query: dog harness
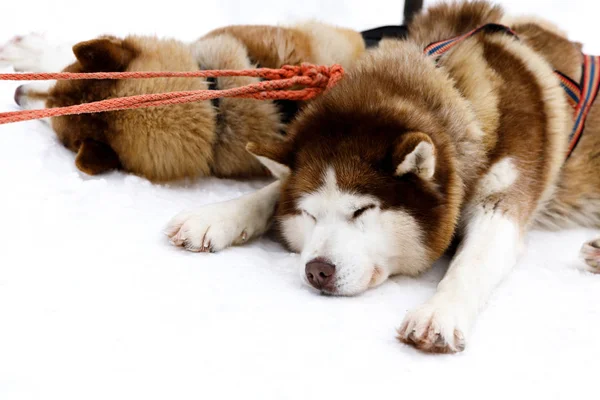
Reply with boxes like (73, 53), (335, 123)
(361, 25), (409, 48)
(424, 23), (600, 159)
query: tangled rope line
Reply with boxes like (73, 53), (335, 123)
(0, 63), (344, 125)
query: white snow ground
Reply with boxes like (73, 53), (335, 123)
(1, 1), (599, 399)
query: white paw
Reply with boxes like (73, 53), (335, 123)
(14, 81), (54, 110)
(165, 204), (252, 253)
(581, 238), (600, 273)
(0, 33), (74, 72)
(397, 298), (468, 353)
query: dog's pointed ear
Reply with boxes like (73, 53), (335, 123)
(73, 37), (134, 72)
(75, 139), (121, 175)
(246, 141), (292, 179)
(393, 132), (436, 180)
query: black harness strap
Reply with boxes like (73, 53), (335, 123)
(273, 100), (300, 126)
(360, 0), (421, 48)
(206, 76), (219, 109)
(404, 0), (423, 24)
(361, 25), (409, 48)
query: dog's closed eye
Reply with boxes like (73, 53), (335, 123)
(352, 204), (376, 220)
(302, 210), (316, 222)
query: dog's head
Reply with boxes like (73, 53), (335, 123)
(18, 36), (216, 182)
(248, 92), (461, 296)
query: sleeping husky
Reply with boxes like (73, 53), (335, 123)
(166, 1), (600, 353)
(0, 22), (368, 182)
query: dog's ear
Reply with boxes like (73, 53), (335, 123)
(75, 139), (121, 175)
(246, 141), (292, 179)
(73, 37), (134, 72)
(393, 132), (436, 180)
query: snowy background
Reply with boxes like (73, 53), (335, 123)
(1, 1), (599, 399)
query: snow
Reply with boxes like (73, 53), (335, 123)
(1, 1), (600, 399)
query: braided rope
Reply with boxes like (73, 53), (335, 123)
(0, 63), (344, 125)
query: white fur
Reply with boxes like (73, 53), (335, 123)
(191, 34), (257, 91)
(398, 207), (522, 352)
(0, 33), (75, 72)
(13, 80), (56, 125)
(279, 214), (305, 253)
(479, 157), (518, 196)
(395, 141), (436, 180)
(580, 239), (600, 273)
(281, 167), (428, 295)
(1, 34), (75, 123)
(14, 80), (54, 109)
(254, 155), (290, 180)
(294, 21), (358, 69)
(166, 181), (281, 252)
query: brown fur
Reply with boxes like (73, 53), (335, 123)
(253, 0), (600, 268)
(163, 1), (600, 356)
(252, 60), (464, 263)
(410, 2), (600, 230)
(242, 1), (600, 354)
(46, 23), (365, 182)
(161, 2), (600, 354)
(204, 22), (364, 69)
(205, 25), (315, 68)
(504, 20), (600, 229)
(408, 1), (504, 47)
(50, 36), (218, 182)
(406, 1), (594, 231)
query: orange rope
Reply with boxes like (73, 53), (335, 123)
(0, 63), (344, 125)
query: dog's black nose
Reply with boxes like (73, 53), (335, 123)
(305, 259), (335, 290)
(14, 85), (25, 106)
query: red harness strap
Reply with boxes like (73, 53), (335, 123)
(424, 23), (518, 58)
(424, 23), (598, 160)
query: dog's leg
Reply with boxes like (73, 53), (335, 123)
(2, 34), (75, 121)
(581, 239), (600, 273)
(398, 205), (522, 353)
(191, 34), (256, 89)
(13, 79), (56, 124)
(0, 33), (75, 72)
(13, 80), (55, 111)
(165, 180), (281, 252)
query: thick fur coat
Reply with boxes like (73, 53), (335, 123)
(166, 1), (600, 353)
(5, 22), (365, 182)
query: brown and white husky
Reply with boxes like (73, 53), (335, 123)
(165, 1), (600, 353)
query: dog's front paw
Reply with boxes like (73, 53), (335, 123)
(397, 299), (468, 354)
(581, 238), (600, 273)
(0, 33), (72, 72)
(165, 206), (251, 253)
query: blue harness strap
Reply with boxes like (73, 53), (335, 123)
(424, 23), (599, 159)
(566, 54), (600, 157)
